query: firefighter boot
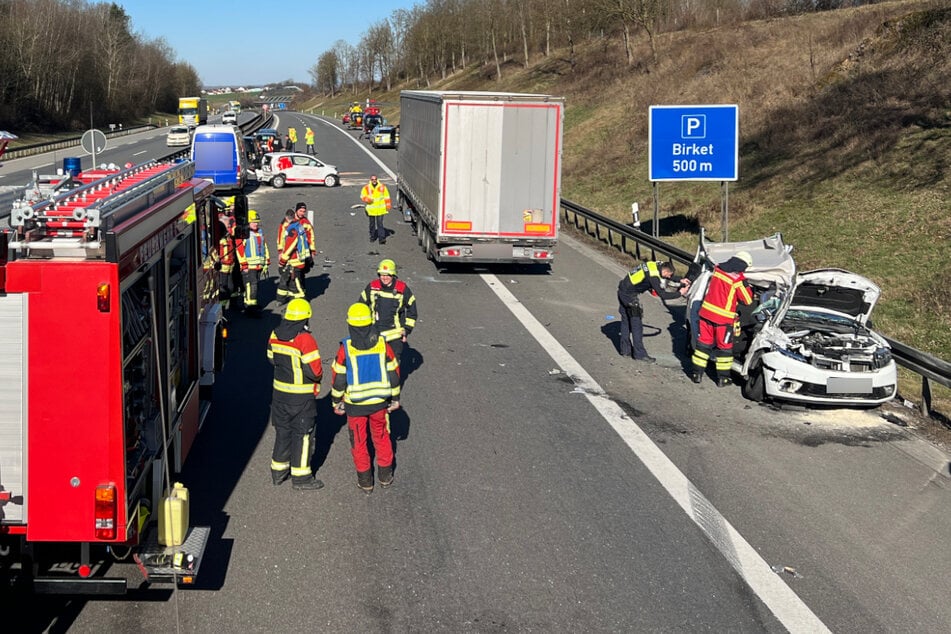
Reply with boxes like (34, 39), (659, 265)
(717, 376), (733, 388)
(691, 371), (703, 384)
(292, 477), (325, 491)
(357, 470), (374, 493)
(378, 464), (394, 488)
(271, 469), (289, 486)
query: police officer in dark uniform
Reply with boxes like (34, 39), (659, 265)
(617, 261), (690, 362)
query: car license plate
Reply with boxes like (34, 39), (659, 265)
(827, 377), (873, 394)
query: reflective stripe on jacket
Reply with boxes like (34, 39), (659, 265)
(237, 230), (269, 270)
(331, 337), (399, 406)
(217, 235), (236, 273)
(627, 261), (660, 293)
(267, 332), (322, 395)
(360, 183), (391, 217)
(699, 267), (753, 324)
(359, 278), (417, 342)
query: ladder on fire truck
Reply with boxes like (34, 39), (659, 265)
(8, 159), (194, 258)
(1, 157), (216, 593)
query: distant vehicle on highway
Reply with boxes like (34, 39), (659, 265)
(222, 111), (237, 125)
(166, 126), (192, 147)
(257, 152), (339, 188)
(370, 125), (398, 149)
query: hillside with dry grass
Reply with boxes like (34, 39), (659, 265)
(309, 0), (950, 404)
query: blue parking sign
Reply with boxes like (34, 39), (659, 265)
(649, 105), (738, 181)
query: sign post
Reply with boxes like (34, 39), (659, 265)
(649, 105), (739, 239)
(81, 129), (107, 169)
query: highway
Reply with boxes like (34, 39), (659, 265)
(6, 113), (950, 633)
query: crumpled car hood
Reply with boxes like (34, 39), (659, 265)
(786, 268), (881, 324)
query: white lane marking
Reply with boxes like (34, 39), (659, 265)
(481, 272), (831, 634)
(315, 117), (395, 181)
(133, 150), (147, 156)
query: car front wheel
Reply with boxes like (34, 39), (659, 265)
(323, 174), (339, 187)
(741, 361), (765, 402)
(272, 174), (286, 188)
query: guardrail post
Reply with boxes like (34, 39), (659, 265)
(920, 376), (932, 418)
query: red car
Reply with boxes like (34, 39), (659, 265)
(342, 113), (350, 124)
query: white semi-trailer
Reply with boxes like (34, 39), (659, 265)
(397, 90), (564, 265)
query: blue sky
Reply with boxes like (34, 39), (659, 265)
(117, 0), (417, 87)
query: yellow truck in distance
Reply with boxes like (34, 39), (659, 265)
(178, 97), (208, 127)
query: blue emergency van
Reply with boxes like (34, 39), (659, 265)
(190, 124), (249, 192)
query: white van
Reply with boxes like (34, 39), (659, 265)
(190, 124), (250, 192)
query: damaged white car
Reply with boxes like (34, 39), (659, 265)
(686, 233), (897, 406)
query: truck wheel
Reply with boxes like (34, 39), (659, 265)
(272, 174), (286, 188)
(421, 230), (431, 258)
(324, 174), (338, 187)
(425, 230), (437, 261)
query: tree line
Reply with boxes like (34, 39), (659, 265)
(309, 0), (886, 96)
(0, 0), (200, 131)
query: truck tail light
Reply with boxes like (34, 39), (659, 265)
(97, 282), (111, 312)
(95, 484), (117, 540)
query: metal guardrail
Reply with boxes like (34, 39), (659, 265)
(4, 112), (272, 164)
(560, 197), (951, 417)
(2, 125), (155, 160)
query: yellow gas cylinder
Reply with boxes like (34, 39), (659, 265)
(158, 482), (189, 546)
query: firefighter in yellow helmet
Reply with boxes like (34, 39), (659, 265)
(358, 258), (417, 364)
(235, 209), (270, 316)
(267, 298), (324, 490)
(331, 303), (401, 493)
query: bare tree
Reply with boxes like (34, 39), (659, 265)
(594, 0), (660, 65)
(311, 50), (340, 96)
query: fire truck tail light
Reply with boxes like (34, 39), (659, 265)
(97, 283), (111, 312)
(95, 484), (117, 540)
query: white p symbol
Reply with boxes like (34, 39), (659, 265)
(681, 115), (706, 139)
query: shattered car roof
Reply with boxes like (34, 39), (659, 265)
(699, 232), (795, 288)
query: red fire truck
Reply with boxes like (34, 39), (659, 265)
(0, 159), (228, 594)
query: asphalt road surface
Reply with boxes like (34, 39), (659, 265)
(5, 113), (950, 633)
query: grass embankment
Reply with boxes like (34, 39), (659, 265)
(5, 2), (923, 410)
(304, 1), (951, 412)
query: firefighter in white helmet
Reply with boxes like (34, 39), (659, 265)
(691, 250), (754, 387)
